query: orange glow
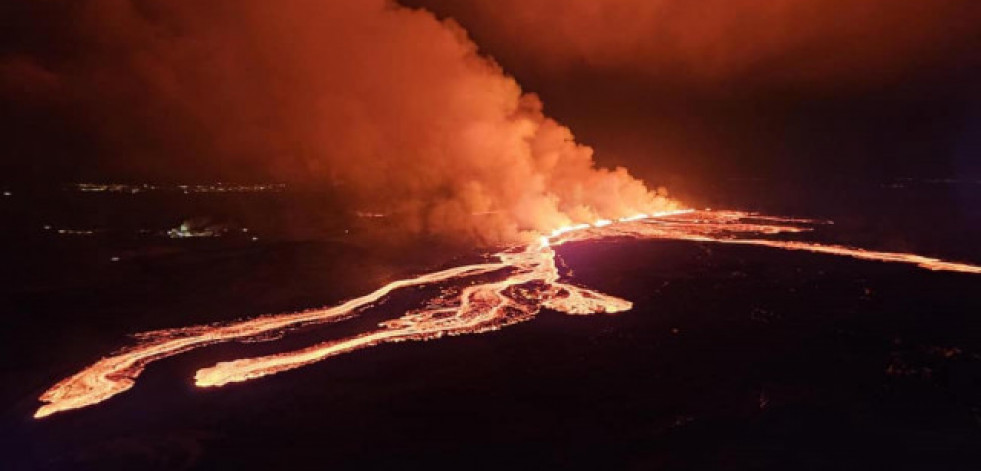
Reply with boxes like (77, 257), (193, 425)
(32, 262), (504, 418)
(34, 210), (980, 418)
(194, 242), (631, 388)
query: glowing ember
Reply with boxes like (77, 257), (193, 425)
(34, 210), (980, 418)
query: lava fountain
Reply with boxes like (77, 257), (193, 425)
(34, 210), (980, 419)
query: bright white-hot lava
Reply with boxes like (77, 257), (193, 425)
(34, 210), (980, 418)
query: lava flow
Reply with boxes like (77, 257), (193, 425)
(34, 210), (980, 418)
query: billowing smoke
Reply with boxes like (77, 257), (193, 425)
(0, 0), (676, 244)
(411, 0), (981, 88)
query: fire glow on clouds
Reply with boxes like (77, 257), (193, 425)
(3, 0), (675, 244)
(16, 0), (980, 419)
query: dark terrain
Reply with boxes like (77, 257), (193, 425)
(1, 178), (979, 470)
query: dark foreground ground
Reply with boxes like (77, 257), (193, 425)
(1, 178), (979, 470)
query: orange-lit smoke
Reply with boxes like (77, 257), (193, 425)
(414, 0), (981, 88)
(3, 0), (675, 244)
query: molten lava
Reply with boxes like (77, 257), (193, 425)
(34, 210), (980, 418)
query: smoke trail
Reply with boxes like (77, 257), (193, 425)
(411, 0), (981, 88)
(0, 0), (676, 243)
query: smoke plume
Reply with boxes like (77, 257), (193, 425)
(411, 0), (981, 89)
(0, 0), (676, 244)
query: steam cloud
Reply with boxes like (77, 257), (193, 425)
(413, 0), (981, 88)
(407, 0), (981, 91)
(0, 0), (675, 244)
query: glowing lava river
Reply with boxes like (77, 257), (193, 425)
(34, 210), (981, 419)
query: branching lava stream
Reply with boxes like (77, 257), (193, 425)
(34, 210), (980, 418)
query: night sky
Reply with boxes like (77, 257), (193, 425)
(2, 0), (979, 193)
(407, 0), (981, 185)
(3, 3), (981, 469)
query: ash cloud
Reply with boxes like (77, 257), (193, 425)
(0, 0), (675, 244)
(411, 0), (981, 89)
(403, 0), (981, 198)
